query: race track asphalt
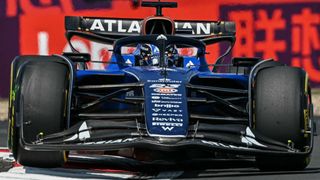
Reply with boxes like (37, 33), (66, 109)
(0, 118), (319, 179)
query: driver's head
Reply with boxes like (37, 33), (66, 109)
(165, 44), (179, 67)
(165, 44), (178, 59)
(140, 44), (153, 61)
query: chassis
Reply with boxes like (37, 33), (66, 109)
(8, 1), (315, 170)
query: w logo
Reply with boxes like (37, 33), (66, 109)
(162, 126), (174, 131)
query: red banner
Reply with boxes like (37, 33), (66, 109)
(0, 0), (319, 97)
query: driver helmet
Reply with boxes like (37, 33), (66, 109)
(140, 44), (153, 61)
(166, 44), (178, 57)
(138, 44), (159, 65)
(165, 44), (179, 66)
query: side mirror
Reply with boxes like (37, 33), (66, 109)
(232, 57), (260, 67)
(63, 53), (91, 63)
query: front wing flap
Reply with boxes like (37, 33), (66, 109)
(19, 120), (312, 157)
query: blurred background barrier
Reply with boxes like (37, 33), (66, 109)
(0, 0), (320, 98)
(313, 91), (320, 117)
(0, 0), (319, 121)
(0, 100), (8, 121)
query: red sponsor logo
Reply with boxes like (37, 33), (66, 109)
(154, 87), (178, 94)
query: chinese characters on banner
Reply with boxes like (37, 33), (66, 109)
(220, 3), (320, 85)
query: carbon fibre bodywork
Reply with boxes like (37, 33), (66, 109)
(7, 1), (315, 168)
(12, 39), (313, 158)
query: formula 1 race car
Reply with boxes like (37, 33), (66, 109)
(8, 1), (315, 170)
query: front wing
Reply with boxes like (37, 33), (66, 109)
(19, 120), (312, 157)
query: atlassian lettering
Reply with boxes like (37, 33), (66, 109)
(88, 19), (221, 35)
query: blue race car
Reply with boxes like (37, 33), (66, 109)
(8, 1), (315, 170)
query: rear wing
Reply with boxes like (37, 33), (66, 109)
(65, 16), (236, 43)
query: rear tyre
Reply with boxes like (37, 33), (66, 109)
(254, 66), (312, 171)
(11, 57), (69, 167)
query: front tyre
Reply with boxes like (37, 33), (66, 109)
(254, 66), (312, 171)
(12, 57), (69, 167)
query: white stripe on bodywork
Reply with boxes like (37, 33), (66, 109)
(64, 134), (78, 142)
(78, 122), (90, 141)
(241, 127), (266, 147)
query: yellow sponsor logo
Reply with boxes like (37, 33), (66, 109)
(304, 109), (309, 138)
(9, 63), (13, 108)
(305, 74), (308, 94)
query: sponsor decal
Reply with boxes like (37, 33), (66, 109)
(241, 127), (267, 147)
(164, 101), (182, 104)
(162, 126), (174, 131)
(152, 117), (183, 122)
(126, 90), (134, 97)
(151, 100), (182, 104)
(158, 78), (171, 82)
(154, 104), (180, 108)
(151, 93), (182, 97)
(152, 113), (183, 117)
(303, 109), (310, 137)
(154, 87), (178, 94)
(145, 77), (187, 135)
(151, 96), (160, 100)
(84, 138), (137, 145)
(201, 140), (249, 150)
(90, 19), (141, 33)
(149, 84), (180, 88)
(152, 122), (183, 127)
(174, 21), (231, 35)
(78, 122), (91, 141)
(65, 122), (90, 142)
(152, 108), (161, 112)
(156, 34), (168, 40)
(147, 79), (182, 83)
(161, 97), (182, 100)
(158, 109), (182, 113)
(86, 19), (220, 36)
(144, 67), (177, 72)
(186, 60), (195, 68)
(125, 59), (132, 65)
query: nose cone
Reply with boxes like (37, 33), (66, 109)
(124, 67), (189, 137)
